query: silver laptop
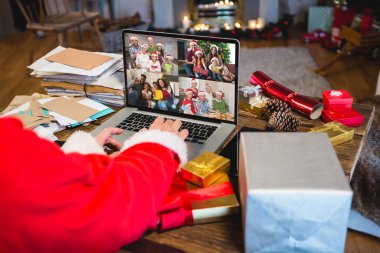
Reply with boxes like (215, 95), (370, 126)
(92, 29), (239, 160)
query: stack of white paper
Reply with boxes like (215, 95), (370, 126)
(29, 46), (125, 107)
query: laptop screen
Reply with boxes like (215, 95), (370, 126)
(123, 31), (237, 123)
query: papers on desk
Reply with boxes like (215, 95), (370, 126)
(29, 46), (125, 107)
(29, 46), (122, 77)
(38, 96), (114, 127)
(1, 94), (114, 141)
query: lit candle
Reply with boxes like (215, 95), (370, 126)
(215, 2), (219, 7)
(219, 1), (223, 5)
(229, 1), (234, 6)
(248, 19), (257, 29)
(256, 17), (265, 29)
(182, 16), (190, 31)
(225, 0), (229, 4)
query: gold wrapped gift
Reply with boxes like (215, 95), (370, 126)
(181, 151), (230, 188)
(239, 98), (268, 117)
(310, 121), (354, 146)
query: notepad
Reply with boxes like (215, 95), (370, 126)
(45, 48), (113, 70)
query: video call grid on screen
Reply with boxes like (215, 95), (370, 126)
(124, 32), (237, 123)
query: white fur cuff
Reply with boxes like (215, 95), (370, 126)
(61, 131), (105, 155)
(122, 130), (188, 166)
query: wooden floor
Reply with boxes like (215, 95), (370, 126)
(0, 29), (379, 252)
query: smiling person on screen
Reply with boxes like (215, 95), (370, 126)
(0, 116), (188, 253)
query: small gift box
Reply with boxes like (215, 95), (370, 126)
(322, 107), (363, 127)
(181, 151), (230, 188)
(239, 85), (262, 104)
(239, 133), (352, 253)
(310, 121), (354, 146)
(323, 90), (353, 109)
(239, 97), (268, 117)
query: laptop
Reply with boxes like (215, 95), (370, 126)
(91, 29), (239, 160)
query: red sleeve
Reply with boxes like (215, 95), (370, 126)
(0, 117), (182, 253)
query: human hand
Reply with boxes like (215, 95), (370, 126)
(143, 117), (188, 140)
(95, 127), (124, 150)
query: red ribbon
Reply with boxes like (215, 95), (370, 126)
(151, 173), (235, 231)
(250, 71), (324, 119)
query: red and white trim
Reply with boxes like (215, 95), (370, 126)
(122, 129), (188, 166)
(61, 131), (105, 155)
(210, 44), (218, 52)
(190, 40), (197, 47)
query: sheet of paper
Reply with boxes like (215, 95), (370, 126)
(45, 48), (113, 70)
(2, 102), (30, 117)
(33, 125), (58, 142)
(42, 97), (99, 122)
(10, 112), (40, 126)
(28, 46), (122, 77)
(1, 95), (32, 114)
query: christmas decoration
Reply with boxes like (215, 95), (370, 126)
(322, 89), (353, 109)
(239, 85), (262, 105)
(150, 173), (239, 231)
(239, 97), (269, 117)
(250, 71), (324, 119)
(263, 98), (291, 119)
(181, 151), (230, 188)
(310, 121), (354, 146)
(267, 111), (300, 132)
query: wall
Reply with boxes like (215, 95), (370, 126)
(244, 0), (260, 22)
(287, 0), (318, 24)
(114, 0), (151, 21)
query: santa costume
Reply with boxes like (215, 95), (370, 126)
(0, 117), (187, 253)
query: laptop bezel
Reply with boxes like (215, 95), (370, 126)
(122, 29), (239, 126)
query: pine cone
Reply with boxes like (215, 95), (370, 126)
(263, 98), (291, 119)
(268, 111), (300, 132)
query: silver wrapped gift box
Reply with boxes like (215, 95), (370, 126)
(239, 85), (262, 105)
(239, 133), (352, 253)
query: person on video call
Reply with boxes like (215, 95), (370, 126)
(190, 78), (199, 99)
(163, 54), (174, 75)
(0, 116), (189, 253)
(212, 91), (229, 113)
(129, 36), (141, 69)
(128, 74), (147, 107)
(149, 52), (162, 72)
(209, 57), (224, 82)
(157, 78), (175, 111)
(183, 40), (197, 78)
(135, 43), (150, 71)
(206, 44), (223, 67)
(156, 42), (165, 66)
(205, 84), (214, 109)
(196, 91), (211, 116)
(147, 36), (157, 55)
(193, 49), (208, 79)
(181, 89), (198, 115)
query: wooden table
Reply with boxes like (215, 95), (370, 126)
(55, 103), (378, 253)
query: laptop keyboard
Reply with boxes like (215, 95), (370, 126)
(116, 113), (218, 144)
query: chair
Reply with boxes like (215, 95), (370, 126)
(16, 0), (102, 62)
